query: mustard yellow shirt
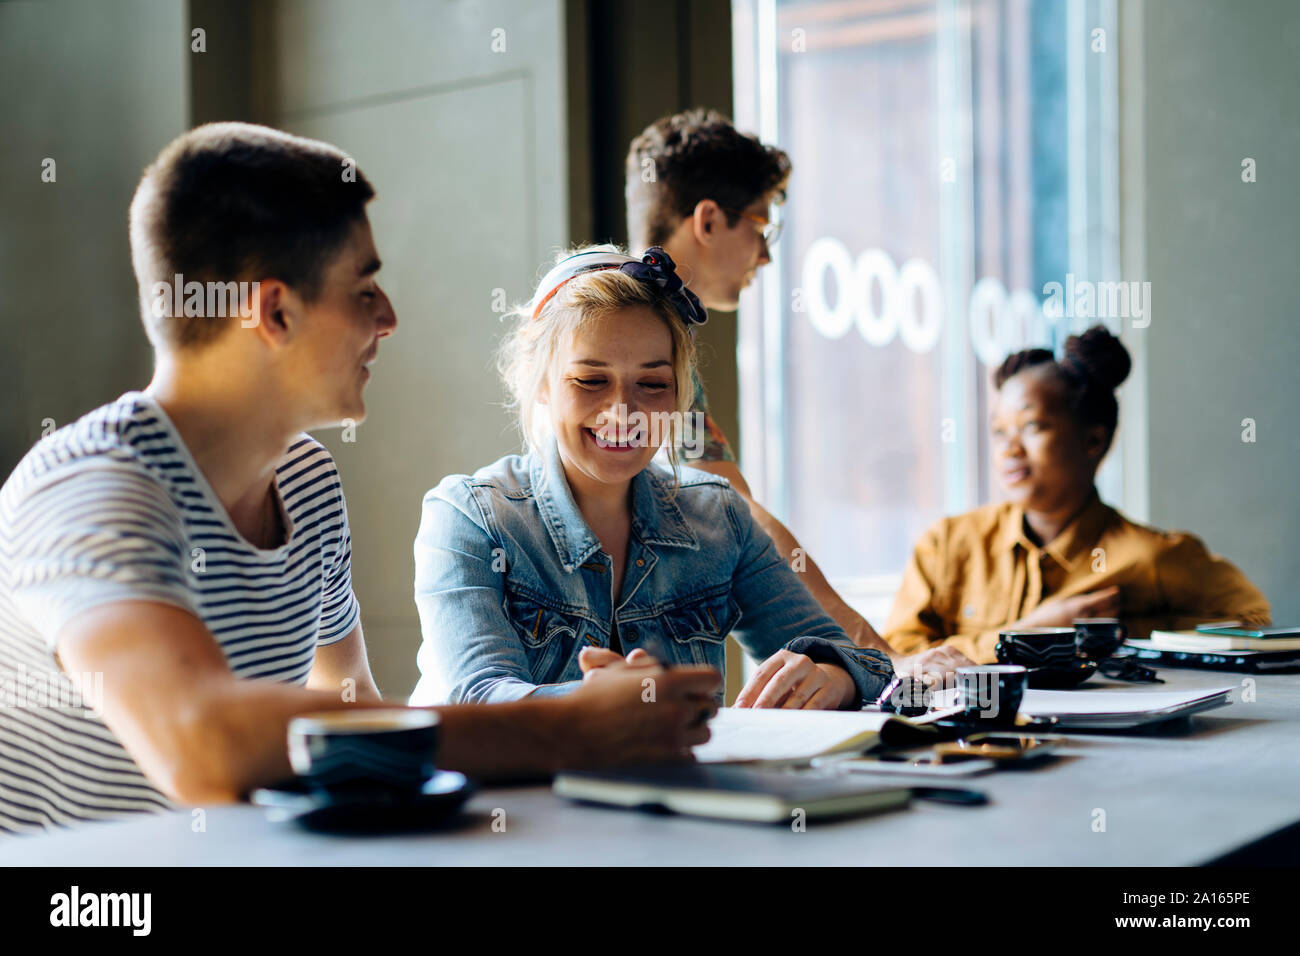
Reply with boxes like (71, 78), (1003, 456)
(883, 493), (1271, 663)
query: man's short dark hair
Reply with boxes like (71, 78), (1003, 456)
(129, 122), (375, 348)
(625, 108), (791, 250)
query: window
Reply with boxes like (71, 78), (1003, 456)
(732, 0), (1122, 623)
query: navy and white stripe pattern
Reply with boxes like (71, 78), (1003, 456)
(0, 392), (358, 835)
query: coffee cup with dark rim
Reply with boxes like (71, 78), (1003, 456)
(955, 665), (1028, 727)
(1073, 617), (1127, 662)
(288, 709), (440, 798)
(995, 626), (1079, 669)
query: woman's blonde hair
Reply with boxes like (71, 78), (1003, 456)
(497, 244), (698, 474)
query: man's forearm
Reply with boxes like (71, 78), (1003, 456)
(163, 680), (400, 804)
(686, 459), (892, 653)
(743, 498), (892, 654)
(433, 696), (576, 780)
(149, 681), (573, 801)
(174, 683), (573, 799)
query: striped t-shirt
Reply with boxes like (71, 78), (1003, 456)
(0, 392), (359, 835)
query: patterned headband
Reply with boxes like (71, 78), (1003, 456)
(529, 247), (708, 330)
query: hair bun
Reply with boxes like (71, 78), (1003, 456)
(1063, 325), (1131, 391)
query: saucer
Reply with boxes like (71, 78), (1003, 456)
(251, 770), (474, 833)
(1026, 659), (1098, 689)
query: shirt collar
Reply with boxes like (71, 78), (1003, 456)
(1005, 488), (1112, 572)
(529, 436), (698, 573)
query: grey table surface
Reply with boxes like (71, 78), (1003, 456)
(5, 669), (1298, 866)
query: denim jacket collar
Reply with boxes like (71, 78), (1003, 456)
(530, 436), (699, 573)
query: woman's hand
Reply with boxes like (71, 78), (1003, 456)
(733, 650), (856, 710)
(1018, 586), (1121, 628)
(579, 646), (659, 682)
(892, 645), (974, 682)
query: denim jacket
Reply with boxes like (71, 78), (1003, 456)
(409, 437), (894, 706)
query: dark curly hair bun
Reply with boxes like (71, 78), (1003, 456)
(993, 324), (1131, 456)
(1063, 326), (1131, 391)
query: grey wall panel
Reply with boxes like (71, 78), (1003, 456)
(1141, 0), (1300, 624)
(258, 0), (569, 696)
(0, 0), (188, 473)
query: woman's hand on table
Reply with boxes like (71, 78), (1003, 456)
(1017, 586), (1121, 629)
(892, 645), (974, 683)
(733, 650), (856, 710)
(578, 646), (659, 682)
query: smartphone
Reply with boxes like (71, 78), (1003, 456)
(933, 734), (1062, 765)
(812, 753), (997, 777)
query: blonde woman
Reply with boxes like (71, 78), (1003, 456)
(409, 246), (893, 708)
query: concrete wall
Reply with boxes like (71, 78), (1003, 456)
(0, 0), (188, 473)
(243, 0), (571, 697)
(1138, 0), (1300, 623)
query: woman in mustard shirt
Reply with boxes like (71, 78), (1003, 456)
(884, 326), (1270, 663)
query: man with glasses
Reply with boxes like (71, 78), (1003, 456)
(624, 109), (969, 678)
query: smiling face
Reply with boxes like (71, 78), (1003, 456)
(990, 367), (1107, 513)
(287, 218), (397, 428)
(542, 305), (679, 498)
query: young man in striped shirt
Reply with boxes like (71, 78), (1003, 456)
(0, 123), (718, 835)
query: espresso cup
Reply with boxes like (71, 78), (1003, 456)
(1074, 617), (1127, 662)
(288, 709), (440, 796)
(955, 665), (1028, 727)
(995, 627), (1079, 669)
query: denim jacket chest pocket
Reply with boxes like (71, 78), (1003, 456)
(503, 587), (589, 683)
(658, 592), (742, 668)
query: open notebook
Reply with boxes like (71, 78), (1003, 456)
(689, 684), (1237, 763)
(690, 707), (928, 764)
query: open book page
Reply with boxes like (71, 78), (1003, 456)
(692, 707), (895, 763)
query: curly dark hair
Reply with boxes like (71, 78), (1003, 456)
(994, 325), (1133, 453)
(625, 108), (792, 250)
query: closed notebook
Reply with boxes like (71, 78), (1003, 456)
(553, 764), (911, 823)
(1149, 628), (1300, 652)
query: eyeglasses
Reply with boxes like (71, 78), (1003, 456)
(721, 208), (783, 247)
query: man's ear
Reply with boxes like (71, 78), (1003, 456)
(247, 279), (296, 349)
(690, 199), (722, 245)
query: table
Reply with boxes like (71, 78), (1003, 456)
(6, 670), (1299, 865)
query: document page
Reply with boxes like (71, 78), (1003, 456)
(692, 708), (895, 763)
